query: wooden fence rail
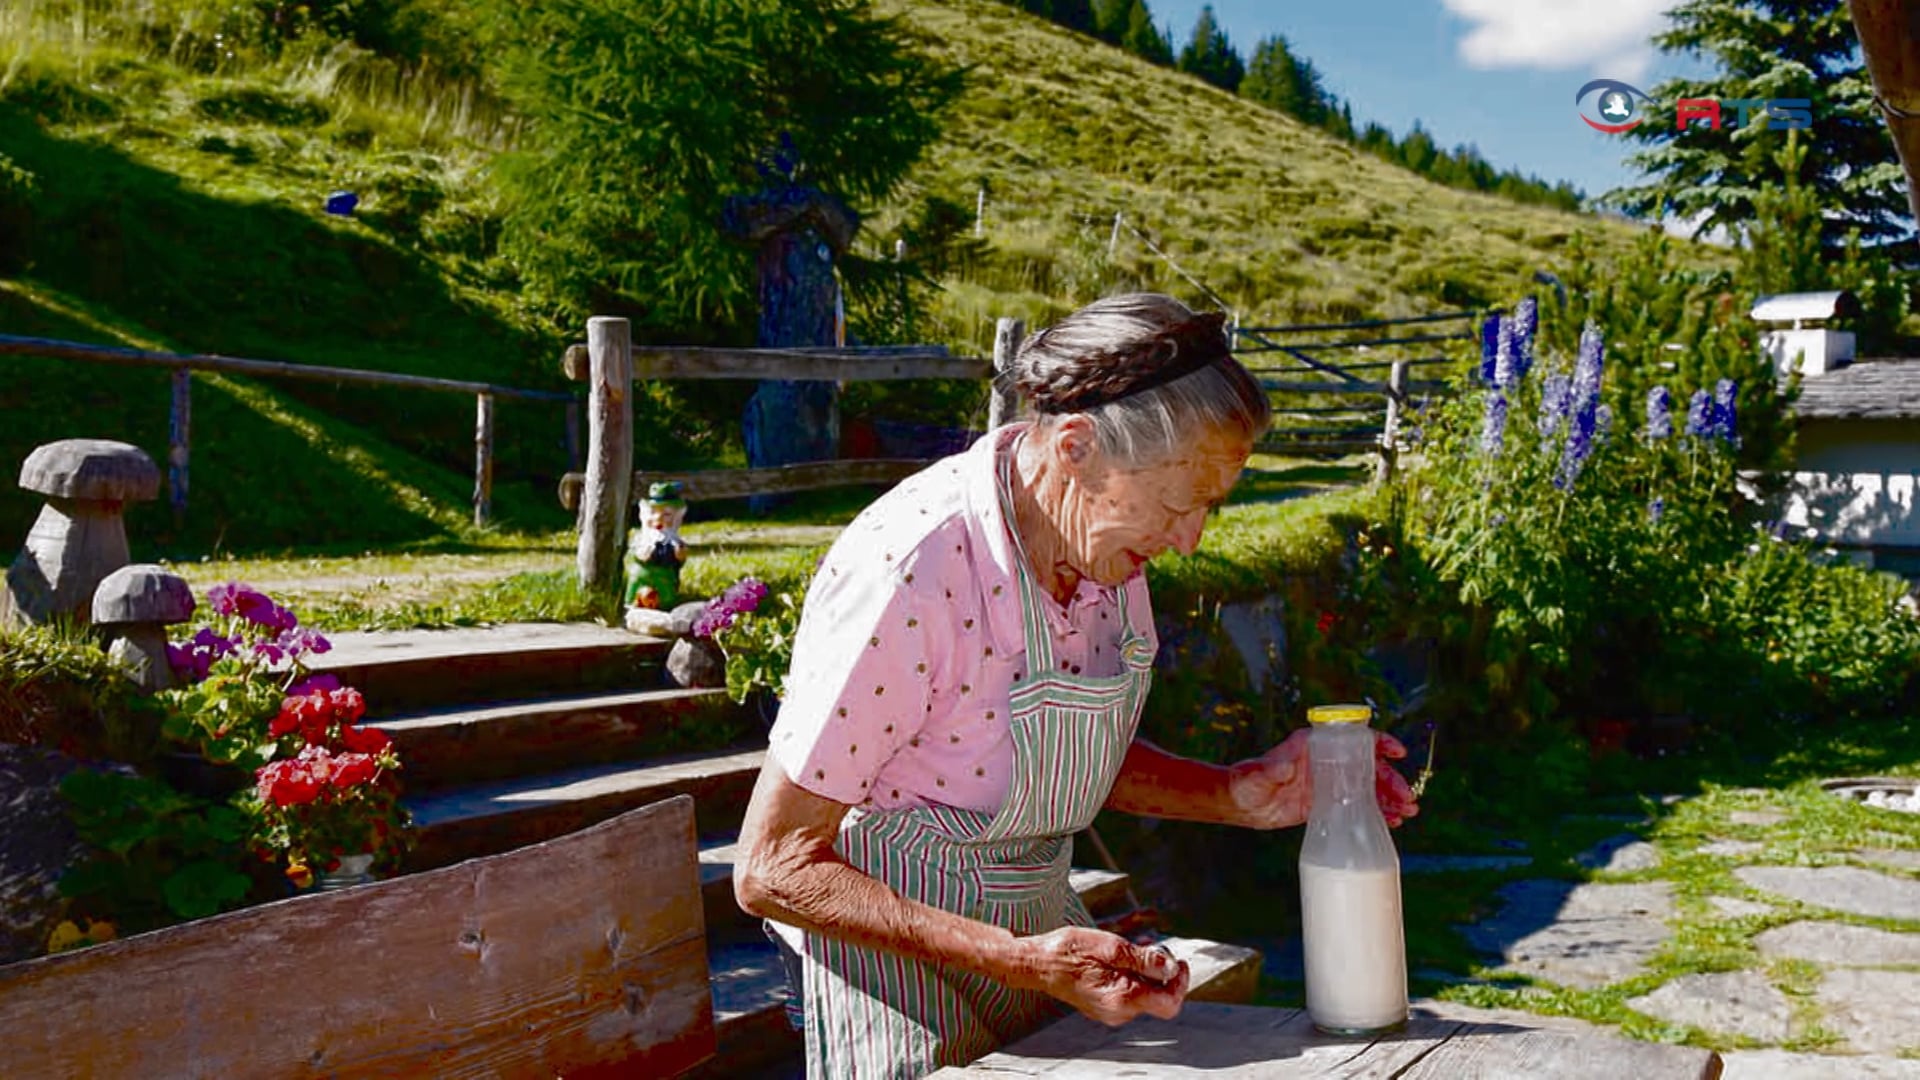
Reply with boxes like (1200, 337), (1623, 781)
(0, 334), (576, 527)
(562, 317), (1018, 596)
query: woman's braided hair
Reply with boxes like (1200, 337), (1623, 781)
(1016, 308), (1233, 415)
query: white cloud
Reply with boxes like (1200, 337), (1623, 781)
(1440, 0), (1671, 79)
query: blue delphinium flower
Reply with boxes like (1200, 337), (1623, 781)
(1493, 315), (1517, 390)
(1480, 390), (1508, 456)
(1555, 323), (1605, 489)
(1649, 497), (1666, 523)
(1645, 386), (1673, 441)
(1684, 389), (1712, 439)
(1512, 296), (1538, 382)
(1538, 373), (1571, 437)
(1711, 378), (1740, 446)
(1595, 404), (1614, 443)
(1479, 314), (1502, 384)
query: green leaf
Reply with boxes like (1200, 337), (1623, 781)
(162, 860), (253, 920)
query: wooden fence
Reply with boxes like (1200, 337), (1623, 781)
(559, 316), (1021, 596)
(0, 334), (577, 527)
(1233, 309), (1477, 480)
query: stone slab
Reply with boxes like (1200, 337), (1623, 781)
(1854, 848), (1920, 872)
(1457, 880), (1673, 989)
(1817, 968), (1920, 1055)
(1626, 972), (1793, 1043)
(1736, 866), (1920, 921)
(1727, 810), (1788, 827)
(1575, 835), (1661, 873)
(1755, 921), (1920, 967)
(1720, 1050), (1920, 1078)
(1697, 840), (1765, 859)
(1709, 896), (1775, 919)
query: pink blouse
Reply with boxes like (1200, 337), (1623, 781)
(767, 424), (1158, 814)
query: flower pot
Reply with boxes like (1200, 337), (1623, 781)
(316, 852), (378, 891)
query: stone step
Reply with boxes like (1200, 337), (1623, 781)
(695, 836), (1138, 940)
(693, 933), (1262, 1078)
(306, 622), (674, 717)
(402, 747), (766, 872)
(373, 686), (753, 791)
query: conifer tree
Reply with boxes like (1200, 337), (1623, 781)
(1177, 6), (1245, 92)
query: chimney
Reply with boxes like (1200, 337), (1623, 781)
(1750, 290), (1860, 378)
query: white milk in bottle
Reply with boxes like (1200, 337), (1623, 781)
(1298, 704), (1407, 1035)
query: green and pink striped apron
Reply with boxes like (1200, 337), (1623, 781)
(801, 467), (1156, 1078)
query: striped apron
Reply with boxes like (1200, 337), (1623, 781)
(800, 462), (1156, 1078)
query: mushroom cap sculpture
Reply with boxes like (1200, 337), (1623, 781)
(21, 439), (162, 504)
(3, 439), (162, 627)
(91, 563), (195, 692)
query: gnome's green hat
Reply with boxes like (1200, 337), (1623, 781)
(643, 480), (686, 506)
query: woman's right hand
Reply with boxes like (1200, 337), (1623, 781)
(1015, 926), (1189, 1026)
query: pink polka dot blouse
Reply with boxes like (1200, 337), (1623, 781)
(768, 424), (1158, 814)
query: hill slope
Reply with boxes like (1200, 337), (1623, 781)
(0, 0), (1674, 555)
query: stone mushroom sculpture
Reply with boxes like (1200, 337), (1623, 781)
(92, 564), (196, 691)
(1, 439), (161, 627)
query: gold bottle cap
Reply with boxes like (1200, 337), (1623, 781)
(1307, 704), (1373, 724)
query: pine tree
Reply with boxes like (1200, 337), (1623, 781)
(1091, 0), (1129, 43)
(1176, 6), (1245, 92)
(1242, 34), (1329, 124)
(1050, 0), (1095, 34)
(1603, 0), (1908, 246)
(1119, 0), (1172, 65)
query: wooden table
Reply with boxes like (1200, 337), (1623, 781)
(929, 1002), (1723, 1078)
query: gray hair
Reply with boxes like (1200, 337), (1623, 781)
(1011, 293), (1271, 466)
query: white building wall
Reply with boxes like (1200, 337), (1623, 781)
(1781, 420), (1920, 549)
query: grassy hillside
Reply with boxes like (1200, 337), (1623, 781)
(0, 0), (1684, 556)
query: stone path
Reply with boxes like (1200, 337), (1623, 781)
(1451, 819), (1920, 1072)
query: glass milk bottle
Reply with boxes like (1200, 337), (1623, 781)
(1298, 703), (1408, 1035)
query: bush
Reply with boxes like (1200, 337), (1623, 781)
(1388, 297), (1920, 744)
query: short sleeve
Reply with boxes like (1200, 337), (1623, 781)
(768, 546), (934, 805)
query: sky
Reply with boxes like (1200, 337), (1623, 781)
(1150, 0), (1717, 204)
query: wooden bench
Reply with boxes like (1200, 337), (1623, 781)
(0, 796), (715, 1078)
(930, 1001), (1724, 1078)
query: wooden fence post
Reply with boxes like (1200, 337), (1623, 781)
(1378, 358), (1408, 485)
(990, 317), (1025, 430)
(167, 368), (190, 523)
(473, 392), (494, 527)
(576, 317), (633, 597)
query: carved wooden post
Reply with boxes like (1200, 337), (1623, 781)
(990, 317), (1024, 430)
(575, 318), (633, 598)
(1378, 359), (1409, 485)
(723, 182), (859, 511)
(473, 392), (494, 527)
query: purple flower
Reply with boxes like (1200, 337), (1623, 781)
(1479, 314), (1502, 384)
(1711, 378), (1740, 446)
(1493, 315), (1518, 390)
(693, 577), (771, 639)
(1512, 296), (1538, 382)
(1538, 374), (1571, 437)
(288, 672), (342, 697)
(208, 582), (295, 631)
(1479, 390), (1508, 456)
(1645, 387), (1673, 441)
(1684, 389), (1713, 439)
(167, 626), (238, 683)
(1595, 404), (1614, 443)
(1649, 497), (1666, 522)
(1555, 324), (1605, 490)
(277, 627), (332, 660)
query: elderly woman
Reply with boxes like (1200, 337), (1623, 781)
(735, 292), (1418, 1078)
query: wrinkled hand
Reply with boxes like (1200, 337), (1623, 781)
(1016, 926), (1189, 1027)
(1227, 728), (1420, 830)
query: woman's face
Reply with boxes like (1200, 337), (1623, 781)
(1067, 423), (1252, 587)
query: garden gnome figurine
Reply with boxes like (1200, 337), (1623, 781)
(623, 481), (688, 612)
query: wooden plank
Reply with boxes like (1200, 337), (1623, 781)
(0, 796), (716, 1079)
(1235, 311), (1478, 334)
(473, 391), (494, 527)
(558, 458), (935, 510)
(1397, 1021), (1723, 1079)
(632, 346), (988, 382)
(576, 317), (634, 598)
(990, 318), (1024, 429)
(167, 367), (190, 519)
(928, 1003), (1461, 1077)
(1262, 378), (1450, 396)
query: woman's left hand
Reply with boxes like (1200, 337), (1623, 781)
(1225, 729), (1419, 830)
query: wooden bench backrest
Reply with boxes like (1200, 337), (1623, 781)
(0, 795), (713, 1078)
